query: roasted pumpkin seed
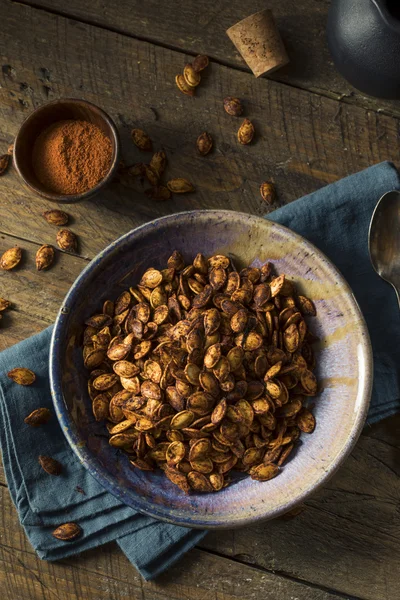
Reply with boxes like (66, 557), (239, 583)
(24, 407), (51, 426)
(43, 209), (69, 226)
(39, 455), (63, 476)
(131, 128), (152, 151)
(82, 252), (319, 493)
(167, 178), (195, 193)
(260, 181), (276, 205)
(183, 63), (201, 87)
(52, 522), (82, 541)
(56, 229), (77, 252)
(175, 74), (195, 96)
(196, 132), (213, 156)
(193, 55), (209, 72)
(237, 118), (255, 145)
(223, 97), (243, 116)
(1, 246), (22, 270)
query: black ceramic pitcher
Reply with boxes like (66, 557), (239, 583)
(327, 0), (400, 99)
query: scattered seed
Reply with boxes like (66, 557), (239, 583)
(24, 407), (51, 426)
(193, 55), (209, 72)
(145, 185), (172, 201)
(0, 298), (11, 311)
(196, 132), (213, 156)
(183, 64), (201, 87)
(36, 244), (55, 271)
(223, 97), (243, 116)
(176, 74), (195, 96)
(1, 246), (22, 270)
(150, 151), (167, 178)
(56, 229), (77, 252)
(0, 154), (10, 176)
(167, 178), (195, 193)
(39, 455), (63, 476)
(8, 367), (36, 385)
(131, 128), (152, 151)
(238, 118), (255, 145)
(43, 210), (69, 226)
(52, 522), (82, 541)
(260, 181), (276, 205)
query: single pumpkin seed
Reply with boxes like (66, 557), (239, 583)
(1, 246), (22, 270)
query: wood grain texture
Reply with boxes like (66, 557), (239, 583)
(21, 0), (400, 118)
(201, 427), (400, 600)
(0, 489), (347, 600)
(1, 0), (400, 263)
(1, 1), (400, 599)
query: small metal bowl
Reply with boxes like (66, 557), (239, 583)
(50, 210), (373, 529)
(13, 98), (120, 203)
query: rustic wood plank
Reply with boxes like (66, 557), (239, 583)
(21, 0), (400, 118)
(0, 308), (49, 353)
(0, 490), (347, 600)
(364, 413), (400, 449)
(1, 0), (400, 264)
(0, 232), (87, 352)
(1, 2), (399, 598)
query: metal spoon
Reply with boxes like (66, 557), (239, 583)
(368, 190), (400, 308)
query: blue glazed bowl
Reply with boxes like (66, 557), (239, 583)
(50, 210), (372, 528)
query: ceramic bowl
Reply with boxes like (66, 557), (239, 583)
(50, 210), (372, 528)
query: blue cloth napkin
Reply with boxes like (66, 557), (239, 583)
(1, 161), (399, 579)
(0, 326), (206, 579)
(268, 161), (400, 423)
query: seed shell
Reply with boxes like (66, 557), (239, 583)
(56, 229), (77, 252)
(24, 407), (51, 426)
(52, 522), (82, 541)
(167, 178), (195, 193)
(8, 367), (35, 385)
(237, 118), (255, 145)
(36, 244), (55, 271)
(260, 182), (276, 205)
(193, 55), (209, 72)
(1, 246), (22, 270)
(176, 74), (195, 96)
(145, 185), (172, 201)
(0, 153), (10, 175)
(223, 97), (243, 116)
(183, 63), (201, 87)
(196, 132), (213, 156)
(0, 298), (11, 311)
(39, 455), (62, 476)
(43, 210), (69, 225)
(131, 128), (153, 151)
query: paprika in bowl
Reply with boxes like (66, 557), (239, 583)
(13, 98), (121, 203)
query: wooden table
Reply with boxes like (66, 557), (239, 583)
(1, 1), (399, 598)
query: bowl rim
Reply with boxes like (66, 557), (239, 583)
(13, 97), (121, 204)
(49, 209), (373, 528)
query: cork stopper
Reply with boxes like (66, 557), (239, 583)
(226, 9), (289, 78)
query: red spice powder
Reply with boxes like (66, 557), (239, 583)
(32, 119), (113, 195)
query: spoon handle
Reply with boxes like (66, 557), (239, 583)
(393, 284), (400, 310)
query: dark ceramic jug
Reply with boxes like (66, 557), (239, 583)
(327, 0), (400, 98)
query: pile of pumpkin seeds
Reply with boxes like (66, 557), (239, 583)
(83, 251), (318, 493)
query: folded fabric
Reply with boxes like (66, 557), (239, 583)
(0, 327), (206, 581)
(267, 161), (400, 423)
(1, 161), (399, 581)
